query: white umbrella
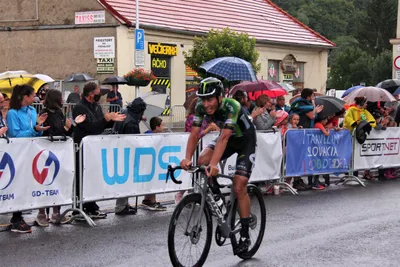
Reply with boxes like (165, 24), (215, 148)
(278, 82), (297, 92)
(34, 74), (55, 83)
(344, 86), (395, 103)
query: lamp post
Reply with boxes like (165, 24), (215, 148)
(135, 0), (140, 98)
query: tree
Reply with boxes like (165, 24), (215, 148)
(184, 28), (260, 78)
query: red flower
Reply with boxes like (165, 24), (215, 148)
(124, 68), (157, 81)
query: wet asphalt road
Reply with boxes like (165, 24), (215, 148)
(1, 178), (400, 267)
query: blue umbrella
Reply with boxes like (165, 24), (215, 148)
(392, 87), (400, 96)
(341, 85), (363, 98)
(199, 57), (257, 82)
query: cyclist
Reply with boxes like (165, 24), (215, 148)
(180, 77), (257, 254)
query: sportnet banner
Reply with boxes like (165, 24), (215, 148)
(82, 133), (192, 202)
(354, 127), (400, 170)
(0, 137), (75, 214)
(202, 131), (283, 183)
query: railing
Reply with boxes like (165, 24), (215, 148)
(32, 103), (121, 115)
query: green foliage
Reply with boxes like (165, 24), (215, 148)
(184, 28), (260, 79)
(271, 0), (397, 89)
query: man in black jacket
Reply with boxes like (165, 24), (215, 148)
(73, 82), (125, 219)
(114, 97), (147, 215)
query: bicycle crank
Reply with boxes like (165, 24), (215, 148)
(215, 226), (226, 246)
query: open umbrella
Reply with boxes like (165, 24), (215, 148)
(34, 74), (55, 83)
(199, 57), (257, 82)
(248, 88), (287, 101)
(341, 85), (363, 98)
(392, 87), (400, 96)
(376, 79), (400, 94)
(344, 86), (395, 103)
(0, 70), (45, 94)
(102, 75), (127, 85)
(314, 96), (345, 118)
(64, 73), (95, 82)
(229, 80), (282, 95)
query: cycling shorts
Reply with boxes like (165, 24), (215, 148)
(206, 131), (257, 179)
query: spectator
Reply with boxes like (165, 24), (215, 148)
(106, 84), (123, 109)
(232, 90), (256, 114)
(113, 97), (147, 215)
(385, 94), (399, 118)
(312, 116), (331, 190)
(66, 84), (81, 104)
(274, 110), (289, 137)
(72, 82), (126, 219)
(290, 88), (323, 190)
(344, 96), (376, 180)
(275, 96), (290, 112)
(0, 93), (8, 137)
(40, 89), (86, 224)
(290, 88), (323, 129)
(6, 84), (50, 233)
(142, 117), (168, 211)
(253, 94), (276, 130)
(288, 113), (301, 129)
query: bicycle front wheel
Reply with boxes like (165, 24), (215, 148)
(168, 193), (213, 267)
(230, 185), (266, 260)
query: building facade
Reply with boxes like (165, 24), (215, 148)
(0, 0), (334, 113)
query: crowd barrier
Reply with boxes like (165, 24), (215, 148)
(2, 127), (399, 227)
(32, 103), (121, 115)
(0, 136), (75, 214)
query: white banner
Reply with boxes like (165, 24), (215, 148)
(202, 131), (283, 183)
(82, 133), (192, 202)
(354, 128), (400, 170)
(0, 137), (75, 214)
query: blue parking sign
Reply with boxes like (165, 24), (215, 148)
(135, 29), (145, 51)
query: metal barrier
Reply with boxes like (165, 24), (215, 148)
(162, 105), (186, 131)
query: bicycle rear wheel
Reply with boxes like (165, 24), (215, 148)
(230, 185), (266, 259)
(168, 193), (213, 267)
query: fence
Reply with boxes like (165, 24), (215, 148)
(2, 128), (400, 227)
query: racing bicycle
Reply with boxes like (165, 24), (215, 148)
(166, 165), (266, 267)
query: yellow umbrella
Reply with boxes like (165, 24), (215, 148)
(0, 70), (46, 95)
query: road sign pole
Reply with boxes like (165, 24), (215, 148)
(135, 0), (140, 98)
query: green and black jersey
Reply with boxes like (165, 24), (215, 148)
(192, 98), (255, 138)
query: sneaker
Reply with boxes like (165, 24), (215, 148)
(115, 205), (137, 216)
(142, 201), (167, 211)
(235, 236), (251, 254)
(385, 170), (395, 179)
(11, 220), (32, 233)
(50, 213), (73, 224)
(293, 180), (308, 191)
(312, 184), (325, 190)
(36, 214), (49, 227)
(87, 210), (107, 219)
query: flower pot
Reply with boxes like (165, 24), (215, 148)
(126, 77), (151, 87)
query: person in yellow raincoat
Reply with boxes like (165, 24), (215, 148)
(344, 96), (376, 180)
(344, 96), (376, 131)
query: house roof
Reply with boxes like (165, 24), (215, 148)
(98, 0), (335, 48)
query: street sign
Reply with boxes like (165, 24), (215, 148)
(135, 50), (145, 66)
(394, 56), (400, 70)
(135, 29), (145, 51)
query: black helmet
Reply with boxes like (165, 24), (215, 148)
(197, 77), (223, 98)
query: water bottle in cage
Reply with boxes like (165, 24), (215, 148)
(214, 194), (227, 215)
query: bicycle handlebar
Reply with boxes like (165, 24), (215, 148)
(166, 165), (233, 185)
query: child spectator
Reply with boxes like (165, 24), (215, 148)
(312, 116), (330, 190)
(143, 117), (167, 211)
(288, 113), (301, 129)
(274, 110), (289, 137)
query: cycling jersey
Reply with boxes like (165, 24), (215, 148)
(192, 98), (255, 138)
(193, 98), (257, 178)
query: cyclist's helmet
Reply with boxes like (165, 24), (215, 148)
(196, 77), (223, 98)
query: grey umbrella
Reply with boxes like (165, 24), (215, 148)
(314, 96), (345, 118)
(64, 73), (95, 82)
(102, 76), (127, 85)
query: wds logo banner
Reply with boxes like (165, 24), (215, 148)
(286, 129), (352, 176)
(82, 134), (192, 202)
